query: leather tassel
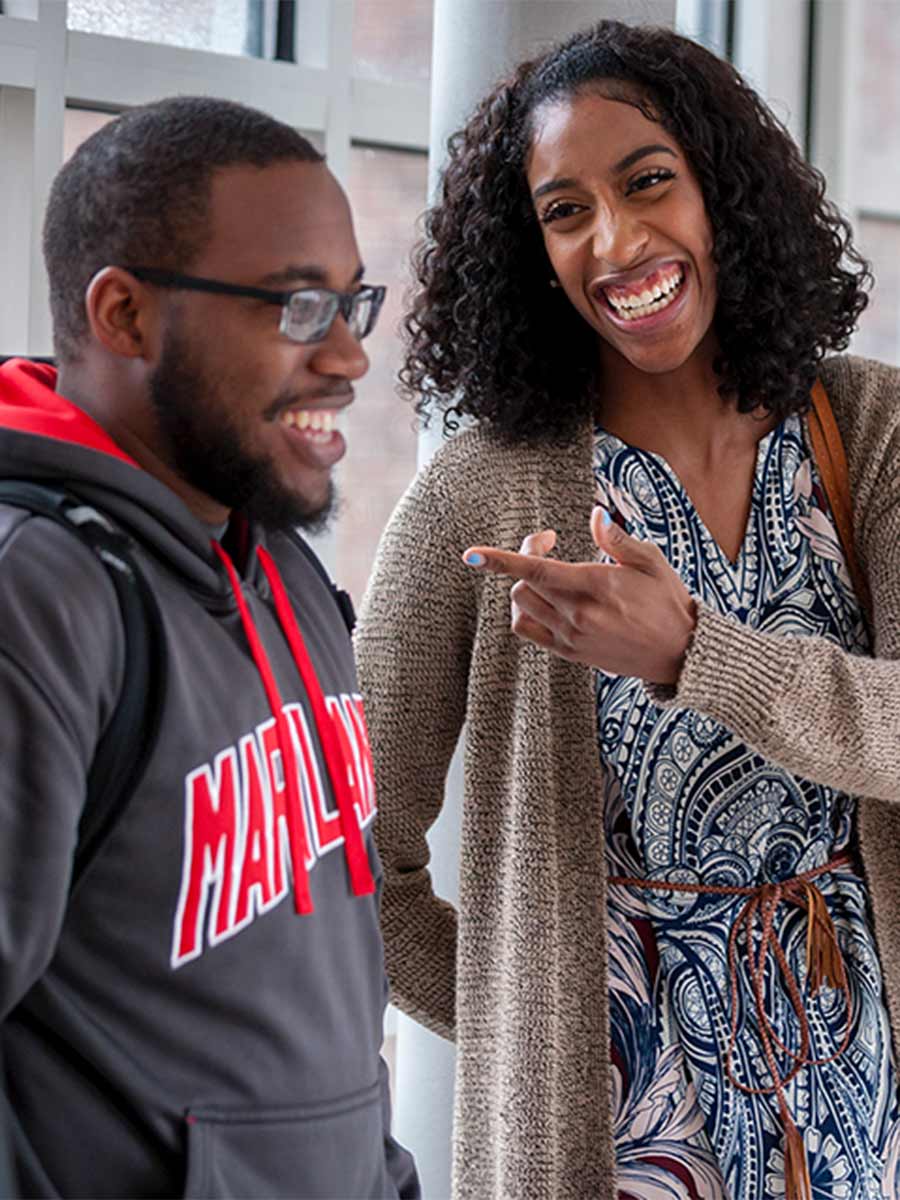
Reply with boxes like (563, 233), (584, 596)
(783, 1112), (812, 1200)
(804, 883), (846, 995)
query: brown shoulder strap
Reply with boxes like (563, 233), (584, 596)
(808, 380), (872, 618)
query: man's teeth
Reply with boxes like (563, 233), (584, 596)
(605, 267), (685, 321)
(279, 409), (338, 436)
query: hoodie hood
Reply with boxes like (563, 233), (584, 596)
(0, 359), (138, 465)
(0, 358), (231, 596)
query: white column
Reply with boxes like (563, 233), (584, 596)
(402, 4), (676, 1196)
(675, 0), (730, 56)
(28, 0), (66, 355)
(808, 0), (859, 217)
(733, 0), (809, 149)
(0, 86), (35, 356)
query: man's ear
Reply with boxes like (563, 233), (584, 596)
(84, 267), (161, 359)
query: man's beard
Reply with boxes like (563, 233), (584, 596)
(148, 330), (335, 533)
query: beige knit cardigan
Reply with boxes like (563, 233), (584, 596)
(355, 354), (900, 1200)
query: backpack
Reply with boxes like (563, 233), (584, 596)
(0, 481), (353, 894)
(0, 481), (166, 895)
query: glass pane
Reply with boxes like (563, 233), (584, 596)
(337, 144), (427, 603)
(675, 0), (730, 59)
(850, 1), (900, 364)
(352, 0), (433, 84)
(64, 108), (116, 161)
(67, 0), (257, 57)
(2, 1), (38, 18)
(853, 218), (900, 366)
(853, 0), (900, 212)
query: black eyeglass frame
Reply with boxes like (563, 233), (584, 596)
(123, 266), (386, 344)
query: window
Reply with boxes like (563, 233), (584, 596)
(352, 0), (433, 85)
(848, 0), (900, 365)
(337, 143), (427, 603)
(67, 0), (260, 58)
(854, 219), (900, 364)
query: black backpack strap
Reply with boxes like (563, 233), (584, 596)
(286, 530), (356, 634)
(0, 482), (165, 894)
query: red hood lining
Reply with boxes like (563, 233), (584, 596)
(0, 359), (139, 467)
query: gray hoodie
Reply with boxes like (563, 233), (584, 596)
(0, 358), (418, 1200)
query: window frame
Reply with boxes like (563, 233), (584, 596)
(0, 0), (430, 356)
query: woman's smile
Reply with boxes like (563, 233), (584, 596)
(591, 259), (688, 330)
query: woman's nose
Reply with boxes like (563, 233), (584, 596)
(590, 205), (650, 272)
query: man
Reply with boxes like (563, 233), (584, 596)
(0, 96), (418, 1199)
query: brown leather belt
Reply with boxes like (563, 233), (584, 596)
(608, 853), (854, 1200)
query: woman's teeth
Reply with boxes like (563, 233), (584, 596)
(279, 408), (339, 440)
(604, 266), (685, 321)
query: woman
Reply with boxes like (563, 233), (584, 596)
(356, 20), (900, 1200)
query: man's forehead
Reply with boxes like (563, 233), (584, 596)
(202, 160), (359, 281)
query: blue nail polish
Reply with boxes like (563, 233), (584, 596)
(601, 509), (612, 526)
(465, 552), (485, 567)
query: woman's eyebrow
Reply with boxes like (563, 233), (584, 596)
(532, 176), (579, 201)
(531, 144), (678, 201)
(612, 143), (677, 173)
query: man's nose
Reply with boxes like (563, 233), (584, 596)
(589, 204), (650, 272)
(309, 314), (369, 380)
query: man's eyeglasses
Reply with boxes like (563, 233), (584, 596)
(125, 267), (386, 345)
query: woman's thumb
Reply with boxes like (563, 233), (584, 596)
(591, 506), (658, 572)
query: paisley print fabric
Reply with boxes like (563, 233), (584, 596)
(594, 416), (900, 1200)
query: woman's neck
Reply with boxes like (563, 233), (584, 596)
(595, 335), (777, 473)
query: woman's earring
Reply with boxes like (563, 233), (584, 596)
(549, 278), (560, 288)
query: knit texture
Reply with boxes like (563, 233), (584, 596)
(355, 354), (900, 1200)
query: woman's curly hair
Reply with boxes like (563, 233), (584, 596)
(402, 20), (871, 441)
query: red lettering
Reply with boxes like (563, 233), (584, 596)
(172, 695), (377, 968)
(325, 696), (373, 827)
(346, 695), (377, 820)
(261, 718), (299, 897)
(232, 732), (275, 928)
(284, 704), (341, 855)
(171, 749), (240, 967)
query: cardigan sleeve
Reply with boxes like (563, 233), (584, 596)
(650, 362), (900, 803)
(355, 446), (478, 1041)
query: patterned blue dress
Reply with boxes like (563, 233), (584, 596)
(594, 415), (900, 1200)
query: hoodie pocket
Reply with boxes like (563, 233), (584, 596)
(182, 1079), (396, 1200)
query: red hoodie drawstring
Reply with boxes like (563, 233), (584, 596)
(257, 545), (375, 900)
(213, 541), (314, 915)
(212, 540), (376, 913)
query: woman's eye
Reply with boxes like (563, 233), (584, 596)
(626, 168), (676, 196)
(539, 200), (585, 225)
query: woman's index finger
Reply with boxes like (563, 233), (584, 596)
(462, 545), (580, 591)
